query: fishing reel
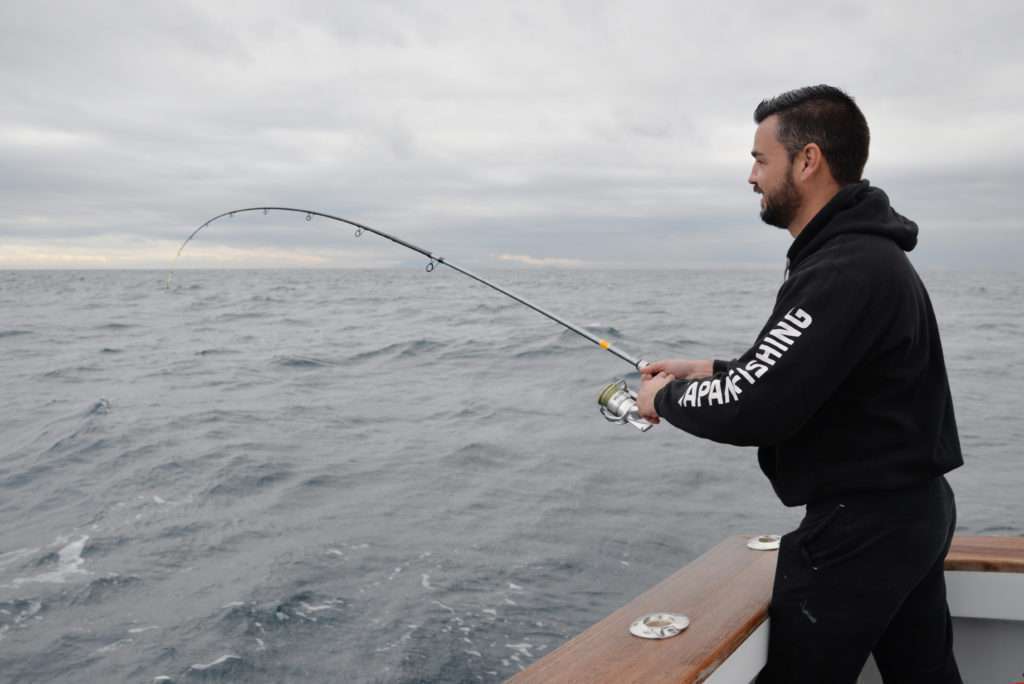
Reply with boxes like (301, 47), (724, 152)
(598, 379), (655, 432)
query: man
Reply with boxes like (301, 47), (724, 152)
(635, 85), (964, 683)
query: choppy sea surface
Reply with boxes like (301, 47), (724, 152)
(0, 268), (1020, 683)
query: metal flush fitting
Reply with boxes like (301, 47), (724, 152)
(747, 534), (782, 551)
(629, 612), (690, 639)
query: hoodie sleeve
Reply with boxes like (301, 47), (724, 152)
(653, 265), (879, 446)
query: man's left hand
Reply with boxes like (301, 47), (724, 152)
(636, 371), (675, 424)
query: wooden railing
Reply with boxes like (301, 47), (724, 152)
(509, 534), (1024, 683)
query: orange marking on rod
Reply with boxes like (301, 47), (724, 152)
(599, 339), (610, 349)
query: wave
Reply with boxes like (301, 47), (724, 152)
(0, 599), (42, 628)
(0, 329), (31, 338)
(70, 573), (143, 606)
(441, 441), (514, 469)
(195, 348), (239, 356)
(216, 312), (267, 322)
(346, 338), (445, 363)
(185, 654), (251, 680)
(42, 366), (102, 380)
(272, 355), (336, 369)
(298, 473), (344, 488)
(27, 399), (112, 460)
(12, 536), (89, 585)
(575, 324), (623, 337)
(217, 591), (347, 633)
(84, 398), (111, 417)
(511, 344), (575, 360)
(469, 302), (518, 313)
(204, 459), (294, 498)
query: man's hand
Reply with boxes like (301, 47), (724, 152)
(640, 359), (714, 381)
(636, 371), (675, 424)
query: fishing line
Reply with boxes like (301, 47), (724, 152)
(168, 207), (655, 430)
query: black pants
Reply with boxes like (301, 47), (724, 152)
(756, 476), (962, 684)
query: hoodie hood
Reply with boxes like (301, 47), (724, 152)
(787, 180), (918, 271)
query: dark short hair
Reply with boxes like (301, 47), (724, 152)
(754, 85), (869, 185)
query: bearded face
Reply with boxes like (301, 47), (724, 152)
(749, 115), (806, 231)
(757, 163), (802, 229)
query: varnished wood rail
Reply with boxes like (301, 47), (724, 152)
(508, 534), (1024, 683)
(945, 535), (1024, 573)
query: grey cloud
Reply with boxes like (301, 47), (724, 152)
(1, 1), (1021, 269)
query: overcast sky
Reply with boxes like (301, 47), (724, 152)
(1, 1), (1021, 269)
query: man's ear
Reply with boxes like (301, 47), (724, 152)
(798, 143), (825, 180)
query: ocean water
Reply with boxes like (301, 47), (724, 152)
(0, 268), (1020, 683)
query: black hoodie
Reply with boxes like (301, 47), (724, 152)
(654, 181), (963, 506)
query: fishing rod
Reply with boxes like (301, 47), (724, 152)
(168, 207), (655, 431)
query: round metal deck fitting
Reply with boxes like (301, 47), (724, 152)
(747, 534), (781, 551)
(628, 612), (690, 639)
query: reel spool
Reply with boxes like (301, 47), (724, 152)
(598, 379), (654, 432)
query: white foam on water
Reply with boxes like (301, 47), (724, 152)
(189, 654), (241, 672)
(153, 496), (166, 504)
(506, 643), (534, 658)
(508, 583), (523, 591)
(96, 638), (133, 654)
(222, 601), (246, 609)
(373, 624), (418, 654)
(326, 548), (344, 557)
(255, 637), (266, 651)
(432, 600), (455, 613)
(299, 601), (335, 613)
(420, 573), (433, 589)
(482, 608), (497, 616)
(464, 649), (482, 657)
(129, 625), (160, 634)
(12, 536), (89, 585)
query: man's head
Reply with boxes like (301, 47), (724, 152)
(748, 85), (870, 231)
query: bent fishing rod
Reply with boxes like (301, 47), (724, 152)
(168, 206), (655, 431)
